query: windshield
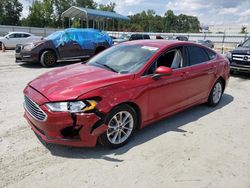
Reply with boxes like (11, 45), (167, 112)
(242, 38), (250, 48)
(45, 31), (64, 40)
(87, 44), (159, 74)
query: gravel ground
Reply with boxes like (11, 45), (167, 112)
(0, 51), (250, 188)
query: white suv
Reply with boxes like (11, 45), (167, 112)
(0, 32), (42, 49)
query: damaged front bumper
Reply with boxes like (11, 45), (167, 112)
(23, 86), (108, 147)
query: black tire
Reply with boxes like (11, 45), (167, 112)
(99, 104), (137, 149)
(40, 51), (57, 67)
(207, 79), (223, 107)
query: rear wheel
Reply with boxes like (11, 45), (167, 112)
(40, 51), (57, 67)
(99, 104), (137, 149)
(207, 80), (223, 106)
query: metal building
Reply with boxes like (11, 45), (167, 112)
(62, 6), (130, 30)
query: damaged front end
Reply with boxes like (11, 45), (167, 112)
(23, 86), (108, 147)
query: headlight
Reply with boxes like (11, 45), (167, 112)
(23, 43), (35, 51)
(225, 51), (232, 60)
(46, 100), (97, 113)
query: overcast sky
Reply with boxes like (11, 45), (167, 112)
(20, 0), (250, 25)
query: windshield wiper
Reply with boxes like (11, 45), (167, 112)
(102, 64), (118, 73)
(92, 61), (117, 73)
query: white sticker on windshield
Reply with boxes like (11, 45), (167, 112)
(141, 46), (159, 51)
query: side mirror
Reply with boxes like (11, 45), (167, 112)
(237, 43), (242, 47)
(5, 36), (9, 39)
(152, 66), (173, 80)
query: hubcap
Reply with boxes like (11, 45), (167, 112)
(107, 111), (134, 145)
(45, 53), (55, 65)
(212, 82), (222, 104)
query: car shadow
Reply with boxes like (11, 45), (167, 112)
(40, 93), (234, 162)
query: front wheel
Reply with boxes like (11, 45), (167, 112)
(207, 80), (223, 106)
(99, 104), (137, 149)
(40, 51), (57, 67)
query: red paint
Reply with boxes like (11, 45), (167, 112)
(23, 40), (230, 147)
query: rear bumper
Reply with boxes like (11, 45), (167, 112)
(23, 86), (108, 147)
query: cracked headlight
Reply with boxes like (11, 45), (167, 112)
(46, 100), (97, 113)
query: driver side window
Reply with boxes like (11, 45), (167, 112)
(146, 47), (184, 75)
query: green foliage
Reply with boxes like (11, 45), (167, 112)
(22, 0), (55, 27)
(71, 19), (81, 28)
(0, 0), (23, 25)
(240, 26), (248, 34)
(99, 2), (116, 12)
(13, 0), (200, 33)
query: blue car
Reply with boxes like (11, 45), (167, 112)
(15, 28), (113, 67)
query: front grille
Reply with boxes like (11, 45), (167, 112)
(24, 95), (47, 121)
(232, 54), (250, 65)
(15, 44), (22, 53)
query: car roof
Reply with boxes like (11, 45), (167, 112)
(8, 31), (33, 35)
(121, 40), (199, 49)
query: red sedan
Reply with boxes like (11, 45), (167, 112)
(23, 40), (230, 148)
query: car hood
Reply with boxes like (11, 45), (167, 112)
(0, 36), (5, 40)
(29, 64), (133, 101)
(232, 47), (250, 55)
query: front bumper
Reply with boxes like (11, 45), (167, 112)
(230, 63), (250, 72)
(23, 86), (108, 147)
(230, 61), (250, 72)
(15, 50), (39, 63)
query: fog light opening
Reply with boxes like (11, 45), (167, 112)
(61, 126), (82, 140)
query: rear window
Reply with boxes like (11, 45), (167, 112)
(143, 35), (150, 39)
(205, 49), (216, 60)
(130, 34), (143, 40)
(187, 46), (209, 65)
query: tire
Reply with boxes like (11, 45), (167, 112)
(207, 79), (223, 107)
(40, 51), (57, 67)
(99, 104), (137, 149)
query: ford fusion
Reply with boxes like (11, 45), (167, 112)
(23, 40), (230, 148)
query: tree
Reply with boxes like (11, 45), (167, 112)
(99, 2), (116, 12)
(75, 0), (97, 8)
(240, 26), (248, 34)
(24, 0), (55, 27)
(0, 0), (23, 25)
(54, 0), (73, 27)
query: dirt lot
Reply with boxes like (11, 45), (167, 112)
(0, 50), (250, 188)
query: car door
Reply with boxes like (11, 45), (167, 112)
(143, 47), (192, 121)
(57, 32), (84, 59)
(6, 33), (21, 48)
(184, 45), (217, 103)
(20, 33), (31, 44)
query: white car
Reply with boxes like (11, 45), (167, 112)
(0, 32), (42, 49)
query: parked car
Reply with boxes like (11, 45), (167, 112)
(226, 37), (250, 73)
(175, 36), (188, 41)
(113, 33), (150, 45)
(113, 33), (131, 44)
(0, 32), (42, 49)
(16, 28), (112, 67)
(23, 40), (230, 148)
(166, 35), (188, 41)
(197, 40), (214, 48)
